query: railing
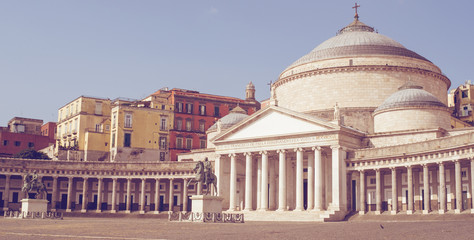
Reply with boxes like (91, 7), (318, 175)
(168, 212), (244, 223)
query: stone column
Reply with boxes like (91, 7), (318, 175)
(168, 178), (174, 212)
(359, 170), (366, 215)
(244, 152), (253, 211)
(257, 155), (262, 210)
(66, 177), (73, 212)
(375, 169), (381, 215)
(455, 160), (462, 214)
(294, 148), (304, 211)
(139, 178), (146, 214)
(125, 178), (132, 213)
(269, 158), (276, 210)
(51, 176), (58, 212)
(391, 168), (397, 215)
(471, 159), (474, 213)
(423, 164), (430, 214)
(2, 174), (10, 211)
(111, 178), (117, 213)
(260, 151), (269, 211)
(81, 177), (88, 212)
(331, 146), (343, 211)
(438, 162), (446, 214)
(313, 147), (323, 211)
(407, 166), (413, 214)
(229, 153), (237, 211)
(154, 178), (160, 213)
(183, 179), (188, 212)
(214, 155), (223, 196)
(307, 151), (314, 211)
(277, 149), (287, 211)
(96, 178), (103, 213)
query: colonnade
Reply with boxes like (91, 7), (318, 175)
(357, 158), (474, 214)
(220, 145), (346, 213)
(1, 174), (199, 213)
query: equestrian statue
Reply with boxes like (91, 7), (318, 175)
(187, 157), (217, 195)
(22, 171), (48, 199)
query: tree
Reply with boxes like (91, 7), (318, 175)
(13, 149), (51, 160)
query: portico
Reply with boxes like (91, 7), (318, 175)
(211, 106), (363, 220)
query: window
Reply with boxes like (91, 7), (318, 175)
(124, 113), (132, 128)
(186, 103), (193, 114)
(185, 138), (192, 149)
(199, 105), (206, 115)
(186, 120), (192, 131)
(95, 124), (102, 132)
(200, 139), (206, 149)
(14, 141), (21, 147)
(124, 133), (131, 147)
(95, 102), (103, 115)
(214, 106), (220, 117)
(462, 90), (468, 98)
(160, 118), (167, 130)
(199, 121), (205, 132)
(160, 152), (166, 161)
(159, 137), (167, 150)
(176, 119), (182, 130)
(176, 137), (183, 149)
(28, 142), (34, 148)
(112, 112), (117, 128)
(111, 132), (116, 148)
(176, 102), (184, 113)
(73, 119), (78, 132)
(3, 140), (8, 146)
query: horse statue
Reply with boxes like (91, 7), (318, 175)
(22, 171), (48, 199)
(187, 158), (217, 195)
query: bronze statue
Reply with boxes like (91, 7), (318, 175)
(187, 158), (217, 195)
(22, 171), (48, 199)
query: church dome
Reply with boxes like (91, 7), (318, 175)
(207, 106), (248, 132)
(374, 83), (446, 113)
(373, 83), (451, 133)
(273, 12), (450, 134)
(285, 19), (429, 71)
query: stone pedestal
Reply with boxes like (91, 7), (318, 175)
(21, 199), (48, 215)
(190, 195), (223, 213)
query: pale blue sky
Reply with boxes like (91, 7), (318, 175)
(0, 0), (473, 126)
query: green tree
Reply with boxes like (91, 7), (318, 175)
(13, 149), (50, 160)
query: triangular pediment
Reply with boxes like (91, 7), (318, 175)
(213, 106), (338, 143)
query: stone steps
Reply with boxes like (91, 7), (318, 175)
(232, 210), (347, 222)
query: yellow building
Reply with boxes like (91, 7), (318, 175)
(448, 81), (474, 126)
(110, 97), (173, 162)
(56, 96), (111, 161)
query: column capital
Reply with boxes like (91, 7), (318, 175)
(228, 153), (236, 158)
(83, 177), (89, 180)
(52, 175), (59, 179)
(155, 178), (161, 181)
(437, 161), (444, 166)
(312, 146), (322, 151)
(422, 163), (428, 168)
(243, 152), (252, 156)
(330, 145), (341, 150)
(358, 169), (365, 173)
(390, 167), (397, 171)
(375, 168), (381, 172)
(68, 176), (74, 181)
(141, 178), (146, 181)
(259, 150), (267, 155)
(97, 177), (103, 181)
(406, 165), (413, 170)
(453, 159), (460, 163)
(294, 147), (303, 152)
(276, 149), (286, 154)
(112, 177), (118, 181)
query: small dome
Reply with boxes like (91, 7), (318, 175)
(207, 107), (248, 132)
(285, 18), (429, 71)
(374, 83), (446, 113)
(246, 81), (255, 89)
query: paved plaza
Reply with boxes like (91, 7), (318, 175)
(1, 214), (474, 240)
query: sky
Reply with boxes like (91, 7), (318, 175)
(0, 0), (473, 126)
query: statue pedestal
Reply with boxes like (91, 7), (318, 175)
(21, 199), (48, 216)
(190, 195), (223, 213)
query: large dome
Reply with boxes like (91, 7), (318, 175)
(273, 15), (450, 134)
(286, 19), (429, 70)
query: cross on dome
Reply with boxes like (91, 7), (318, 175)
(352, 3), (360, 19)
